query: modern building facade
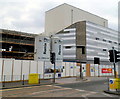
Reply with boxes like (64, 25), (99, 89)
(54, 21), (118, 65)
(0, 29), (37, 60)
(45, 3), (108, 35)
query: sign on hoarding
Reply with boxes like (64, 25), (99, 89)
(102, 68), (112, 73)
(34, 36), (50, 61)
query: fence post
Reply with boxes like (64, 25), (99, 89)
(108, 77), (109, 91)
(22, 75), (24, 85)
(3, 75), (6, 87)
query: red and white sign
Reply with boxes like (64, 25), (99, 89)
(102, 68), (112, 73)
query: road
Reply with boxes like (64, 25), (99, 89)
(1, 79), (120, 98)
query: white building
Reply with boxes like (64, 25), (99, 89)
(45, 3), (108, 35)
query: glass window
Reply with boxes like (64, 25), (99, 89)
(95, 38), (99, 40)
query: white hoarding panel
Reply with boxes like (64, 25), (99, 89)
(76, 66), (80, 77)
(44, 73), (53, 79)
(13, 60), (21, 81)
(30, 61), (37, 73)
(73, 63), (77, 76)
(94, 64), (98, 76)
(34, 36), (50, 61)
(22, 60), (30, 80)
(65, 62), (70, 77)
(0, 59), (3, 82)
(61, 69), (65, 77)
(61, 62), (66, 77)
(69, 62), (74, 76)
(90, 64), (94, 77)
(38, 61), (44, 79)
(82, 64), (86, 77)
(99, 64), (101, 77)
(3, 59), (13, 81)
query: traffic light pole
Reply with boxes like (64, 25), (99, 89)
(53, 62), (56, 83)
(112, 47), (117, 78)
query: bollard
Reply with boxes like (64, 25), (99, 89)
(22, 75), (24, 85)
(39, 74), (40, 84)
(2, 75), (5, 87)
(108, 78), (109, 91)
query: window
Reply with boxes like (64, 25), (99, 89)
(114, 42), (117, 44)
(103, 49), (107, 51)
(65, 46), (72, 49)
(77, 46), (85, 54)
(95, 38), (99, 40)
(103, 39), (106, 42)
(108, 41), (112, 43)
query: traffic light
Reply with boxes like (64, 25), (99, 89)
(109, 50), (120, 63)
(109, 50), (114, 62)
(115, 50), (120, 62)
(50, 52), (55, 64)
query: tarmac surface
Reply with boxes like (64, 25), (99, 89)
(1, 77), (120, 98)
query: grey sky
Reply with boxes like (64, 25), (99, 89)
(0, 0), (119, 34)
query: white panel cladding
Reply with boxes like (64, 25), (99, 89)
(86, 21), (118, 62)
(55, 28), (76, 60)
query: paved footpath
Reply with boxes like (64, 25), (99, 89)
(1, 77), (119, 98)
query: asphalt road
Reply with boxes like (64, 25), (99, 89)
(1, 79), (120, 98)
(57, 79), (108, 92)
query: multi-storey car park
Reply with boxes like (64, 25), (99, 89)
(0, 29), (37, 60)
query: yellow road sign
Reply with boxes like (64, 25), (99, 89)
(109, 78), (120, 90)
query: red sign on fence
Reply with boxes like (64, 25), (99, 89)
(102, 68), (112, 73)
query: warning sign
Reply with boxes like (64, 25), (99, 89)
(28, 73), (39, 84)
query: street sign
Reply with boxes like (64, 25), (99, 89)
(109, 78), (120, 91)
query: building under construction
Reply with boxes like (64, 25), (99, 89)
(0, 29), (38, 60)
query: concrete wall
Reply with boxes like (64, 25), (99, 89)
(76, 21), (86, 62)
(45, 3), (108, 35)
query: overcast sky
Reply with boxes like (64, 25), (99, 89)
(0, 0), (119, 34)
